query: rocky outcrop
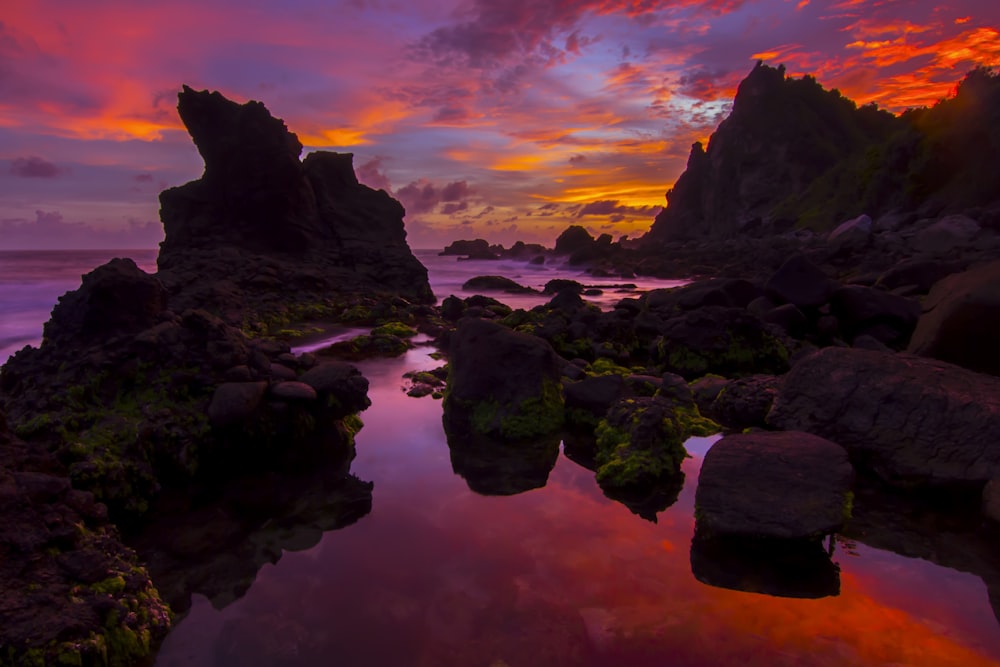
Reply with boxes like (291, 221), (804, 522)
(0, 408), (170, 665)
(443, 318), (564, 440)
(768, 347), (1000, 488)
(644, 62), (897, 241)
(157, 86), (432, 320)
(695, 431), (854, 540)
(643, 65), (1000, 243)
(907, 259), (1000, 376)
(1, 260), (371, 519)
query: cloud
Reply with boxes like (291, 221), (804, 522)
(0, 210), (163, 250)
(10, 156), (64, 178)
(577, 199), (660, 218)
(133, 172), (154, 183)
(356, 156), (393, 191)
(396, 178), (476, 215)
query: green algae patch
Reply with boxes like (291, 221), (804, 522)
(594, 398), (719, 491)
(463, 377), (565, 440)
(371, 321), (418, 338)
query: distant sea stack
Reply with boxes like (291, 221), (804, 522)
(643, 62), (1000, 243)
(158, 85), (433, 312)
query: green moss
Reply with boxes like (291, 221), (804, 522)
(496, 378), (564, 439)
(371, 321), (418, 338)
(843, 490), (855, 522)
(565, 406), (601, 430)
(90, 576), (127, 595)
(587, 357), (634, 377)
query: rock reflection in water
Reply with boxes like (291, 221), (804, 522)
(129, 458), (372, 614)
(690, 534), (841, 599)
(562, 429), (684, 522)
(445, 427), (560, 496)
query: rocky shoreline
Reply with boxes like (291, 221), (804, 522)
(3, 66), (1000, 664)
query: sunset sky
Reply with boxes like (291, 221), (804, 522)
(2, 0), (999, 249)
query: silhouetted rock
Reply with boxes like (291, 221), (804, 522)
(907, 259), (1000, 376)
(158, 86), (432, 318)
(440, 238), (494, 257)
(707, 374), (782, 430)
(446, 430), (560, 496)
(644, 62), (896, 241)
(462, 275), (537, 294)
(43, 258), (167, 347)
(554, 225), (596, 254)
(769, 347), (1000, 488)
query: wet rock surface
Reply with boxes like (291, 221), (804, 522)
(695, 431), (854, 540)
(769, 347), (1000, 488)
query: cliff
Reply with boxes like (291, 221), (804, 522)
(643, 63), (1000, 243)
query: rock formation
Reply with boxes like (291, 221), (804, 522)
(157, 86), (433, 318)
(768, 347), (1000, 488)
(643, 63), (1000, 243)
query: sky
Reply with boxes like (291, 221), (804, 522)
(1, 0), (999, 250)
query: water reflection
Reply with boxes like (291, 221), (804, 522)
(446, 428), (561, 496)
(131, 452), (372, 615)
(690, 535), (841, 599)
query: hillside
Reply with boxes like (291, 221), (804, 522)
(644, 62), (1000, 243)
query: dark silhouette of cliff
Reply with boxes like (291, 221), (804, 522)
(158, 86), (433, 308)
(644, 63), (1000, 243)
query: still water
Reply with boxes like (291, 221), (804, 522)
(1, 250), (998, 665)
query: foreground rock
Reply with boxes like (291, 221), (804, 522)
(443, 319), (564, 440)
(0, 408), (170, 665)
(157, 86), (433, 329)
(1, 259), (371, 519)
(695, 431), (854, 540)
(768, 347), (1000, 488)
(907, 259), (1000, 376)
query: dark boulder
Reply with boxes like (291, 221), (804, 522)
(298, 362), (370, 416)
(653, 307), (791, 379)
(708, 374), (782, 430)
(907, 260), (1000, 376)
(563, 374), (626, 427)
(768, 347), (1000, 488)
(554, 225), (596, 255)
(443, 319), (564, 440)
(440, 239), (493, 257)
(764, 254), (839, 309)
(828, 285), (920, 347)
(43, 258), (167, 347)
(695, 431), (854, 540)
(208, 382), (268, 428)
(875, 258), (960, 293)
(462, 275), (537, 294)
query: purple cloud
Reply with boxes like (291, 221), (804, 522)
(10, 156), (63, 178)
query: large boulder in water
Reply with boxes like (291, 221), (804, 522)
(768, 347), (1000, 488)
(443, 319), (564, 440)
(907, 260), (1000, 376)
(695, 431), (854, 540)
(157, 86), (432, 307)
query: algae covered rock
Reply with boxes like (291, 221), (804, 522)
(594, 395), (717, 492)
(443, 318), (564, 440)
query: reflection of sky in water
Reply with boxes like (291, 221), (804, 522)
(155, 344), (1000, 667)
(4, 251), (997, 665)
